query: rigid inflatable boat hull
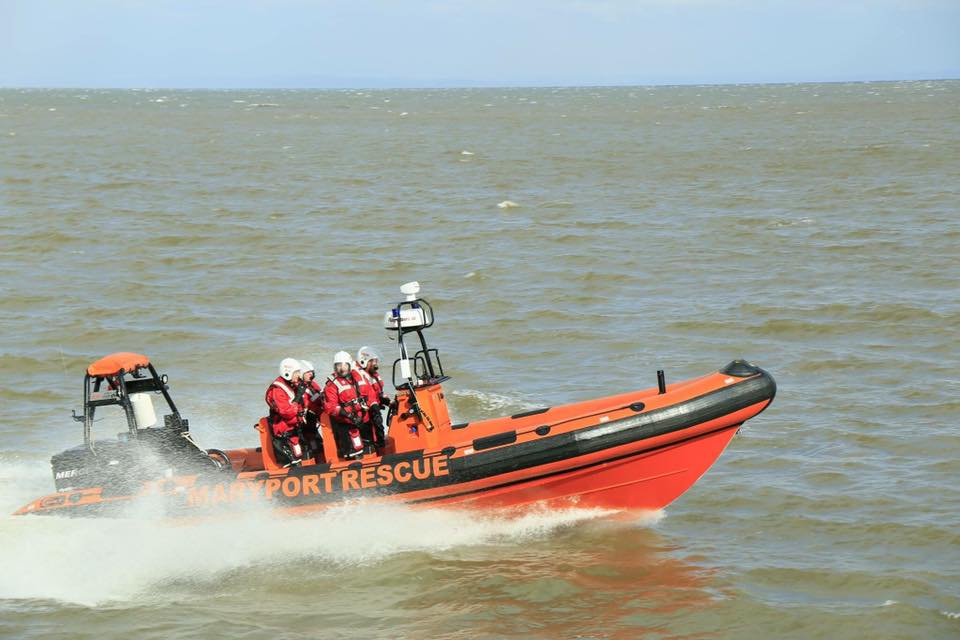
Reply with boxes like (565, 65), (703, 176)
(15, 366), (775, 518)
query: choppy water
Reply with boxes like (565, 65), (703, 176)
(1, 82), (958, 639)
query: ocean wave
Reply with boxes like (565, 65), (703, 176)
(448, 389), (540, 418)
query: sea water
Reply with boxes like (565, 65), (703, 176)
(1, 82), (958, 638)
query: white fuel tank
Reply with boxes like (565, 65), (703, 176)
(130, 392), (158, 429)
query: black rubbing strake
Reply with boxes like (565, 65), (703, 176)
(381, 450), (425, 465)
(473, 431), (518, 451)
(510, 407), (550, 419)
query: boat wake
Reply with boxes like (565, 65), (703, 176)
(0, 462), (660, 605)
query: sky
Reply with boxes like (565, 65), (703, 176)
(1, 0), (958, 88)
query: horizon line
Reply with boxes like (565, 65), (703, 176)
(2, 76), (957, 92)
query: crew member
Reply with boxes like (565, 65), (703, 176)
(265, 357), (305, 466)
(323, 351), (370, 458)
(299, 360), (324, 458)
(355, 346), (389, 446)
(355, 346), (389, 406)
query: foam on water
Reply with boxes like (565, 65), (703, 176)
(0, 462), (650, 606)
(448, 388), (540, 416)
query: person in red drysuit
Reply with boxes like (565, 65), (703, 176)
(298, 359), (324, 458)
(355, 346), (389, 447)
(265, 357), (305, 466)
(355, 346), (389, 406)
(323, 351), (370, 459)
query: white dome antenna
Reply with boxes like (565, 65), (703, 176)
(384, 281), (431, 331)
(400, 281), (421, 302)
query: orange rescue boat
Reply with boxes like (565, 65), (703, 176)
(15, 283), (775, 518)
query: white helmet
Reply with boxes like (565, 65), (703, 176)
(300, 360), (315, 374)
(333, 351), (352, 370)
(278, 357), (302, 381)
(357, 346), (381, 368)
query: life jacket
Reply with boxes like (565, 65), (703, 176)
(265, 377), (302, 435)
(368, 369), (386, 401)
(324, 373), (370, 424)
(303, 380), (323, 414)
(271, 378), (295, 400)
(354, 363), (384, 405)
